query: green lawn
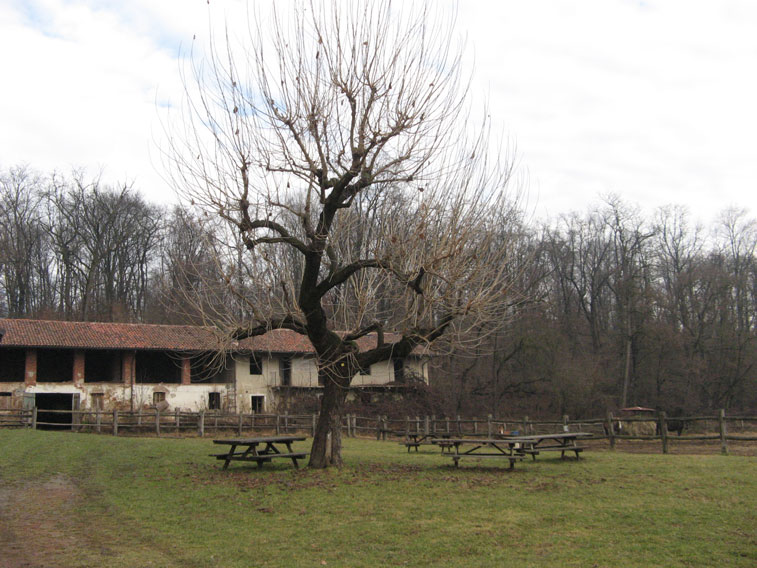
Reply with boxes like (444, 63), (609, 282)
(0, 430), (755, 567)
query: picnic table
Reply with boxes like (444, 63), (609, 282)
(211, 435), (308, 470)
(434, 438), (526, 470)
(400, 431), (456, 452)
(504, 432), (592, 460)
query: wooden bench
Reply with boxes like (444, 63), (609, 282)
(450, 453), (525, 470)
(211, 451), (308, 467)
(522, 446), (587, 460)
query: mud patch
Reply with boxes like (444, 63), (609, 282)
(0, 475), (93, 568)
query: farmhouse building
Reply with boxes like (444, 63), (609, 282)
(0, 319), (430, 416)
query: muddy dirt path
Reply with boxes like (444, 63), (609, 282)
(0, 475), (93, 568)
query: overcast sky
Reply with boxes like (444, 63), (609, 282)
(1, 0), (755, 226)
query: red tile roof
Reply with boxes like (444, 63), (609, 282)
(0, 318), (417, 355)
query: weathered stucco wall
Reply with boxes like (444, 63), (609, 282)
(12, 382), (233, 411)
(2, 348), (431, 412)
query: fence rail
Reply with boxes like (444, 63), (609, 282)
(1, 408), (755, 455)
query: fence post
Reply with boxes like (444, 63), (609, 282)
(456, 415), (462, 435)
(96, 409), (102, 433)
(137, 407), (142, 427)
(352, 415), (357, 437)
(113, 409), (119, 436)
(32, 406), (38, 430)
(155, 409), (161, 436)
(406, 416), (410, 436)
(562, 414), (570, 432)
(199, 411), (205, 437)
(522, 415), (529, 435)
(312, 413), (317, 437)
(424, 416), (430, 436)
(376, 415), (382, 440)
(658, 410), (668, 454)
(445, 417), (450, 433)
(487, 414), (493, 438)
(607, 411), (616, 449)
(175, 408), (181, 434)
(415, 415), (420, 434)
(275, 414), (281, 435)
(473, 417), (478, 435)
(718, 409), (728, 455)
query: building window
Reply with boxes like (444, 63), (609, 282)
(279, 356), (292, 386)
(0, 349), (25, 382)
(251, 395), (264, 414)
(0, 392), (11, 409)
(90, 393), (104, 410)
(249, 355), (263, 375)
(208, 392), (221, 410)
(153, 391), (166, 405)
(84, 350), (122, 383)
(393, 358), (405, 383)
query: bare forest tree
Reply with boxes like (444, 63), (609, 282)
(164, 1), (522, 467)
(43, 173), (163, 321)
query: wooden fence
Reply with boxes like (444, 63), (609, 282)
(1, 408), (755, 455)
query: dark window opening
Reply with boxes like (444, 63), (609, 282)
(37, 349), (74, 382)
(208, 392), (221, 410)
(251, 395), (264, 413)
(0, 392), (12, 409)
(249, 354), (263, 375)
(84, 350), (122, 383)
(135, 351), (181, 384)
(90, 393), (104, 410)
(153, 391), (166, 405)
(0, 348), (25, 382)
(393, 358), (405, 383)
(190, 354), (232, 383)
(280, 356), (292, 386)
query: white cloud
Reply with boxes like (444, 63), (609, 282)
(0, 0), (755, 224)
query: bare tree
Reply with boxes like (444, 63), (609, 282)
(0, 166), (53, 317)
(164, 0), (521, 467)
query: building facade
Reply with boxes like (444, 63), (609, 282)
(0, 319), (430, 415)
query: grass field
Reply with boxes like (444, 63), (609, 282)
(0, 430), (755, 567)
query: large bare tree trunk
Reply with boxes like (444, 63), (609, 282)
(309, 371), (349, 468)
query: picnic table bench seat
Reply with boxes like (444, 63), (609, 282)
(521, 446), (587, 460)
(210, 451), (309, 461)
(450, 453), (525, 468)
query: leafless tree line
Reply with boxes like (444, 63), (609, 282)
(2, 165), (754, 416)
(0, 165), (213, 323)
(436, 197), (757, 417)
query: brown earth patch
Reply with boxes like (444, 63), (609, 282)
(0, 475), (99, 568)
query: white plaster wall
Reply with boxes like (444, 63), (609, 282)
(404, 358), (429, 382)
(21, 382), (232, 411)
(291, 357), (318, 387)
(234, 355), (275, 413)
(351, 361), (390, 385)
